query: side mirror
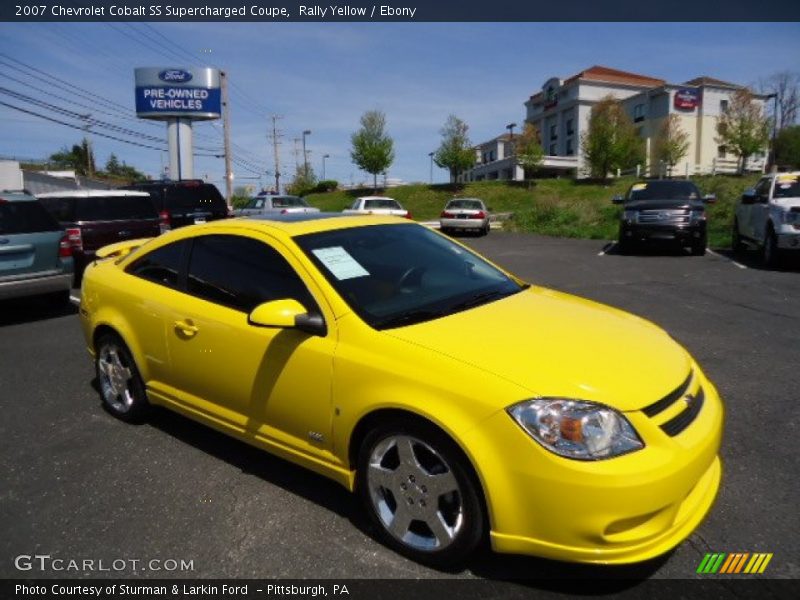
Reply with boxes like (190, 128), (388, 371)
(741, 189), (756, 205)
(248, 299), (326, 336)
(702, 194), (716, 204)
(612, 195), (625, 205)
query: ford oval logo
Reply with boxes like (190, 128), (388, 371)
(158, 69), (192, 83)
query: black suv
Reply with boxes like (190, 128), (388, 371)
(613, 180), (715, 255)
(123, 179), (228, 231)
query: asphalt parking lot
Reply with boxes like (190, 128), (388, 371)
(1, 233), (798, 587)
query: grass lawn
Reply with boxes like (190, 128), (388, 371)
(304, 174), (762, 249)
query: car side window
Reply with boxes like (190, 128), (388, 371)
(754, 178), (771, 200)
(185, 234), (314, 313)
(126, 240), (187, 288)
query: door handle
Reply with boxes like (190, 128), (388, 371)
(174, 319), (199, 337)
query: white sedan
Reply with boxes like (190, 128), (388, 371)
(439, 198), (490, 236)
(234, 195), (320, 217)
(342, 196), (411, 219)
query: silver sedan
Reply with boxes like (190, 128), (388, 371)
(439, 198), (490, 236)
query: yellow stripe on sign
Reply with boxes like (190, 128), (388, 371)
(719, 553), (736, 573)
(758, 553), (773, 574)
(744, 554), (760, 574)
(734, 553), (749, 573)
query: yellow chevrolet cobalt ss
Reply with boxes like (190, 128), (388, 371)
(79, 214), (722, 567)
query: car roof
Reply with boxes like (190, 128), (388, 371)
(770, 171), (800, 178)
(210, 213), (411, 236)
(358, 196), (397, 201)
(36, 190), (152, 198)
(0, 191), (38, 202)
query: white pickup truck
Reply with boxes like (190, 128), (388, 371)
(733, 172), (800, 265)
(234, 195), (320, 217)
(342, 196), (411, 219)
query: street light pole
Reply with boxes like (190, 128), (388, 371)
(302, 130), (311, 177)
(428, 151), (434, 184)
(506, 122), (517, 181)
(322, 154), (329, 180)
(766, 93), (778, 172)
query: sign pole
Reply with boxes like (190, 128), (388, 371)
(221, 70), (233, 207)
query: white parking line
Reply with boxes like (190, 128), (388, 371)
(598, 242), (616, 256)
(69, 294), (80, 306)
(706, 248), (747, 269)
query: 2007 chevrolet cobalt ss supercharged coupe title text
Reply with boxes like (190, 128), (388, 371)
(79, 214), (723, 567)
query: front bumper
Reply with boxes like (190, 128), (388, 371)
(0, 270), (72, 300)
(621, 223), (705, 244)
(777, 232), (800, 250)
(462, 366), (724, 564)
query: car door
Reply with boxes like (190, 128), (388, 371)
(163, 231), (338, 461)
(750, 178), (773, 242)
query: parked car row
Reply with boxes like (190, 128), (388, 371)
(613, 172), (800, 265)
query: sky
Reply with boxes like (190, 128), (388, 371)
(1, 21), (799, 191)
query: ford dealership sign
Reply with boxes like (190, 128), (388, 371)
(134, 67), (220, 120)
(158, 69), (193, 83)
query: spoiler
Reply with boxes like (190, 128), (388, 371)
(95, 238), (153, 260)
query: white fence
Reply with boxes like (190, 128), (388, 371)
(617, 157), (766, 179)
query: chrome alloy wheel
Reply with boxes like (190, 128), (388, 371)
(97, 343), (135, 414)
(366, 435), (464, 552)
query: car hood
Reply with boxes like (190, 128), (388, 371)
(384, 287), (691, 412)
(624, 199), (704, 211)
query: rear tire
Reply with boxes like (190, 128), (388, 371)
(357, 418), (485, 568)
(95, 333), (150, 423)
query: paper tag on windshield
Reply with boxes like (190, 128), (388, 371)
(631, 183), (647, 191)
(312, 247), (369, 280)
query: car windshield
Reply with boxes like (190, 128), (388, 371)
(628, 181), (700, 201)
(295, 223), (526, 330)
(165, 183), (226, 211)
(273, 196), (308, 208)
(773, 176), (800, 199)
(447, 199), (483, 210)
(0, 200), (60, 234)
(246, 198), (265, 209)
(364, 199), (401, 209)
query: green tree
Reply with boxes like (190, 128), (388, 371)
(103, 153), (146, 182)
(350, 110), (395, 192)
(286, 164), (317, 196)
(433, 115), (476, 183)
(715, 88), (770, 174)
(774, 125), (800, 168)
(581, 96), (643, 179)
(515, 123), (544, 179)
(654, 114), (690, 176)
(48, 138), (95, 176)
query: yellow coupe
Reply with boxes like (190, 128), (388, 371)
(79, 214), (723, 567)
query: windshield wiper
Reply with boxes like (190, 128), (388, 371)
(447, 288), (519, 314)
(375, 309), (446, 330)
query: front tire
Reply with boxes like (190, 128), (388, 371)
(691, 234), (707, 256)
(95, 333), (150, 423)
(763, 225), (781, 267)
(731, 219), (745, 254)
(357, 419), (485, 567)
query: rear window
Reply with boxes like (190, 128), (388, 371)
(446, 200), (483, 210)
(364, 199), (401, 209)
(165, 183), (226, 212)
(0, 200), (60, 234)
(38, 196), (75, 221)
(272, 196), (307, 208)
(73, 196), (158, 221)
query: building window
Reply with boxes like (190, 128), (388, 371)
(566, 139), (574, 156)
(717, 145), (727, 159)
(550, 124), (557, 140)
(566, 119), (574, 135)
(720, 100), (729, 114)
(549, 143), (557, 155)
(634, 104), (645, 123)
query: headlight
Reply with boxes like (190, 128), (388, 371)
(623, 210), (637, 223)
(507, 398), (644, 460)
(690, 210), (706, 223)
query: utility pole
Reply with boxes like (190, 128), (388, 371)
(302, 130), (311, 178)
(81, 113), (93, 178)
(293, 138), (301, 170)
(268, 115), (283, 193)
(220, 70), (233, 207)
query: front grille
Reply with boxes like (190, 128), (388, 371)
(641, 370), (704, 436)
(637, 209), (691, 225)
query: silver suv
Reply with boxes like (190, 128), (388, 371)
(733, 172), (800, 265)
